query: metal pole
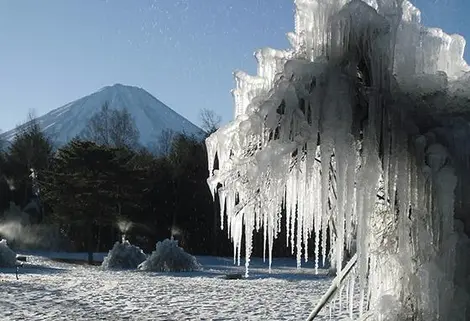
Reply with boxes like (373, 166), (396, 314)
(305, 253), (358, 321)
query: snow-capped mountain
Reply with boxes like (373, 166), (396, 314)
(0, 84), (203, 148)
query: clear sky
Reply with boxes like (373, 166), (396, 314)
(0, 0), (469, 132)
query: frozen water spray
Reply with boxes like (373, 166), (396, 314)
(206, 0), (470, 319)
(117, 220), (133, 243)
(0, 221), (59, 249)
(170, 225), (182, 240)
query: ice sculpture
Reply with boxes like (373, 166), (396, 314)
(206, 0), (470, 320)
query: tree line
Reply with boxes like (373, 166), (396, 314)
(0, 104), (299, 262)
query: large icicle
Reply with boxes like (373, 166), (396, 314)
(206, 0), (470, 320)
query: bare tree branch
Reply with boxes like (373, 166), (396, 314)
(156, 129), (175, 156)
(84, 102), (111, 145)
(109, 108), (140, 148)
(200, 108), (222, 135)
(84, 102), (140, 149)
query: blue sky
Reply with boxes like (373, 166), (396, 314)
(0, 0), (469, 132)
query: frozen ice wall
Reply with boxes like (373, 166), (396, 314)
(207, 0), (470, 319)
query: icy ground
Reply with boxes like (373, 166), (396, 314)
(0, 253), (349, 321)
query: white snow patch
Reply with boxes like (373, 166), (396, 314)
(0, 254), (350, 320)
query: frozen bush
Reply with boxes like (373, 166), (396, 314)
(138, 238), (200, 272)
(101, 240), (147, 270)
(0, 239), (17, 268)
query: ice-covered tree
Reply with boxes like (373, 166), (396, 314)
(0, 239), (17, 268)
(102, 240), (147, 270)
(206, 0), (470, 320)
(138, 238), (200, 272)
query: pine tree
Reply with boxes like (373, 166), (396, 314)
(41, 140), (149, 262)
(5, 117), (53, 216)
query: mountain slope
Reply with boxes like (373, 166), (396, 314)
(1, 84), (203, 148)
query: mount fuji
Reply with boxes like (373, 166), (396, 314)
(0, 84), (204, 148)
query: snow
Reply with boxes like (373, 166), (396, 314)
(1, 253), (349, 321)
(0, 84), (203, 148)
(206, 0), (470, 319)
(13, 250), (108, 262)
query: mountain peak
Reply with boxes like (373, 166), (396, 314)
(1, 85), (203, 148)
(99, 83), (137, 91)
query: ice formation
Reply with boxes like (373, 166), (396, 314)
(206, 0), (470, 319)
(101, 240), (147, 270)
(138, 238), (200, 272)
(0, 239), (17, 268)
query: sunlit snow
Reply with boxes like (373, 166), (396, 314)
(1, 253), (343, 321)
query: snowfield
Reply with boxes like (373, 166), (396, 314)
(0, 253), (347, 321)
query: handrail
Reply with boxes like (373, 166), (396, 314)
(305, 253), (358, 321)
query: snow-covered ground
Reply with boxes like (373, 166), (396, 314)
(0, 252), (348, 321)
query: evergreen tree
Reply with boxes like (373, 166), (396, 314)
(41, 140), (145, 263)
(166, 134), (225, 254)
(0, 147), (11, 213)
(4, 117), (53, 213)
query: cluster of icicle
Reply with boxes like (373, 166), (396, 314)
(206, 0), (470, 320)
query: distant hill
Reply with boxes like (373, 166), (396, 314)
(0, 83), (203, 148)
